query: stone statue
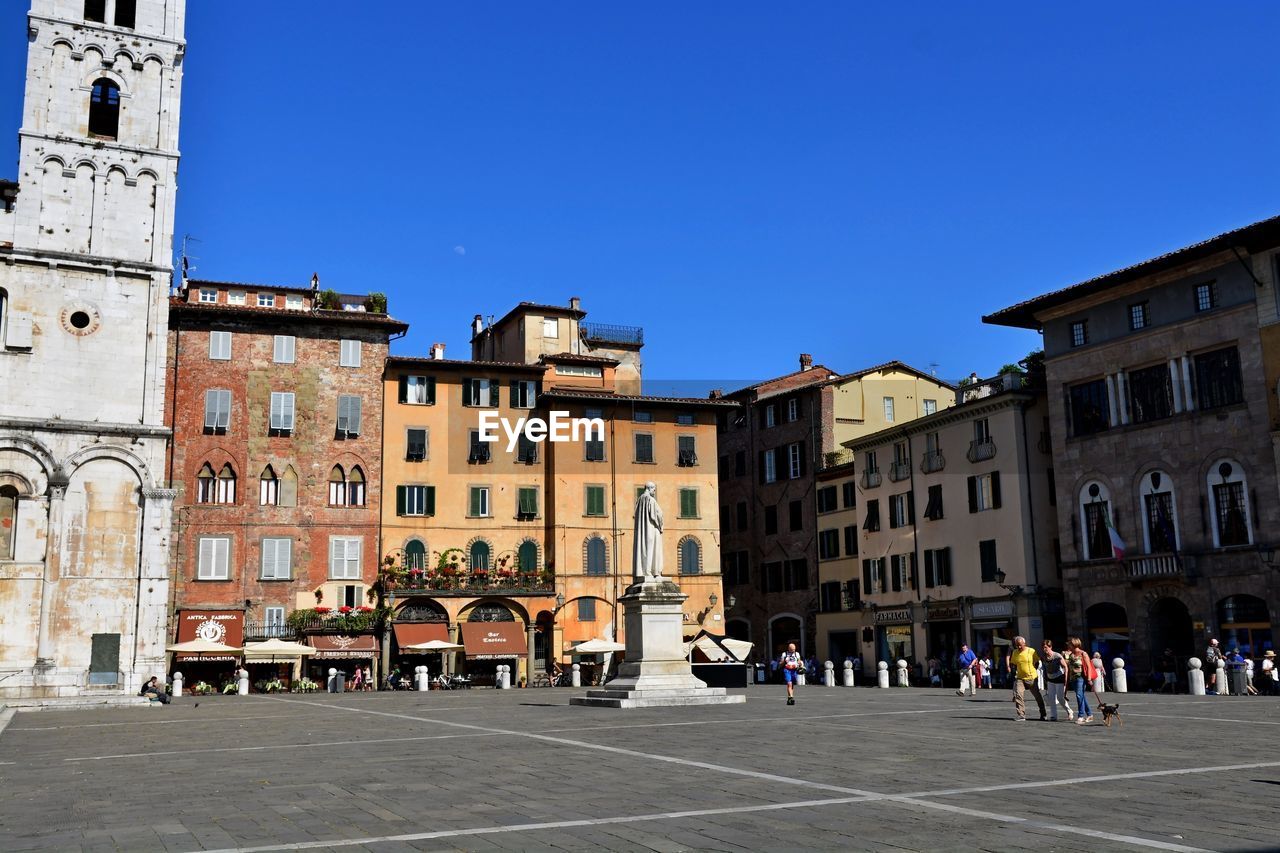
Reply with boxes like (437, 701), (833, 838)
(632, 482), (664, 580)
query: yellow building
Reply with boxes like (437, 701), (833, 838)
(379, 302), (732, 686)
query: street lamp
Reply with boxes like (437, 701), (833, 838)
(993, 569), (1023, 596)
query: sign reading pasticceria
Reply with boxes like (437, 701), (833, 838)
(175, 610), (243, 661)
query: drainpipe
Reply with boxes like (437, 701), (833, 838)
(1019, 400), (1042, 640)
(609, 402), (619, 646)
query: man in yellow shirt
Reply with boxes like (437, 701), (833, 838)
(1006, 635), (1047, 722)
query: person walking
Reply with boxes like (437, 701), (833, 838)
(1205, 638), (1222, 694)
(955, 644), (977, 696)
(779, 643), (803, 706)
(1066, 637), (1093, 724)
(981, 654), (993, 689)
(1041, 640), (1072, 721)
(1007, 636), (1047, 722)
(1262, 650), (1277, 696)
(350, 666), (364, 691)
(1091, 652), (1107, 693)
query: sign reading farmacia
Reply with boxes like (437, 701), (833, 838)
(477, 411), (605, 453)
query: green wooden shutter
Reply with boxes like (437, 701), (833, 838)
(398, 376), (408, 404)
(462, 378), (474, 406)
(426, 376), (436, 404)
(425, 486), (436, 516)
(469, 488), (482, 517)
(862, 559), (872, 591)
(967, 476), (978, 513)
(396, 485), (406, 516)
(490, 378), (500, 407)
(991, 471), (1002, 508)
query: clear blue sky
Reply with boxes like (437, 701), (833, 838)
(3, 3), (1279, 389)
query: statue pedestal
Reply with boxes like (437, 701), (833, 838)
(571, 579), (745, 709)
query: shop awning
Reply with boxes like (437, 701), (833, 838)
(393, 623), (450, 647)
(308, 634), (379, 659)
(461, 622), (527, 659)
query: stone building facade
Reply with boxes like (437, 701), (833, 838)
(986, 215), (1280, 679)
(0, 0), (184, 698)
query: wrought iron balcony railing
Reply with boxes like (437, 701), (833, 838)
(243, 621), (295, 642)
(921, 451), (945, 474)
(888, 461), (912, 482)
(967, 439), (996, 462)
(581, 322), (644, 345)
(861, 470), (882, 489)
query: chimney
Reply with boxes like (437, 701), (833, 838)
(431, 342), (446, 360)
(708, 389), (723, 399)
(569, 296), (581, 311)
(472, 314), (483, 337)
(799, 353), (813, 371)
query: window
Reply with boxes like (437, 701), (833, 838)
(764, 505), (778, 535)
(516, 540), (536, 575)
(722, 551), (749, 586)
(197, 537), (230, 580)
(764, 404), (777, 428)
(734, 451), (746, 477)
(339, 339), (361, 368)
(555, 363), (602, 378)
(114, 0), (136, 27)
(264, 606), (286, 635)
(633, 410), (653, 424)
(585, 536), (607, 575)
(1068, 379), (1109, 436)
(88, 78), (120, 138)
(923, 547), (952, 587)
(0, 485), (16, 559)
(679, 488), (699, 519)
(890, 554), (914, 592)
(844, 525), (858, 557)
(462, 378), (499, 407)
(787, 441), (805, 479)
(269, 392), (295, 434)
(195, 463), (216, 503)
(585, 409), (605, 461)
(865, 451), (879, 474)
(328, 466), (346, 506)
(396, 485), (435, 517)
(677, 435), (697, 466)
(578, 598), (596, 621)
(883, 397), (895, 422)
(336, 395), (362, 437)
(198, 288), (217, 304)
(348, 466), (366, 506)
(1209, 460), (1252, 547)
(469, 486), (490, 518)
(259, 466), (278, 506)
(679, 537), (702, 574)
(763, 449), (777, 484)
(889, 492), (914, 528)
(1194, 282), (1216, 312)
(209, 331), (231, 361)
(399, 375), (436, 405)
(973, 418), (991, 444)
(516, 434), (538, 464)
(585, 485), (606, 517)
(862, 558), (886, 595)
(469, 540), (491, 571)
(1129, 302), (1148, 331)
(1194, 347), (1244, 410)
(1080, 484), (1113, 561)
(286, 295), (303, 310)
(84, 1), (106, 22)
(967, 472), (1001, 512)
(257, 293), (275, 308)
(789, 499), (803, 531)
(786, 398), (800, 422)
(1144, 489), (1177, 553)
(1070, 321), (1088, 348)
(762, 559), (808, 592)
(863, 499), (880, 532)
(406, 428), (427, 462)
(1128, 364), (1173, 424)
(329, 537), (362, 580)
(817, 486), (838, 513)
(204, 389), (231, 433)
(272, 335), (295, 364)
(210, 464), (236, 503)
(279, 466), (298, 507)
(634, 433), (654, 463)
(227, 291), (245, 305)
(842, 481), (856, 508)
(736, 501), (748, 530)
(922, 399), (937, 415)
(979, 540), (998, 582)
(517, 487), (539, 519)
(260, 538), (292, 580)
(818, 529), (840, 560)
(676, 412), (695, 426)
(468, 430), (492, 464)
(511, 380), (538, 409)
(542, 317), (559, 338)
(923, 483), (944, 520)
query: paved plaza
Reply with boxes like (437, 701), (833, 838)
(0, 685), (1277, 852)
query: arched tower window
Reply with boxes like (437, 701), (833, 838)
(196, 463), (216, 504)
(0, 484), (19, 560)
(84, 0), (106, 23)
(470, 540), (492, 571)
(216, 464), (237, 504)
(518, 540), (539, 574)
(328, 465), (346, 506)
(279, 466), (299, 507)
(259, 465), (278, 506)
(88, 78), (120, 139)
(114, 0), (137, 28)
(405, 539), (427, 571)
(584, 536), (607, 575)
(347, 466), (366, 506)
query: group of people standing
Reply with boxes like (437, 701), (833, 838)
(957, 637), (1106, 724)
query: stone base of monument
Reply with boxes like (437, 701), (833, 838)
(571, 579), (745, 709)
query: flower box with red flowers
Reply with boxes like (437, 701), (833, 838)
(357, 606), (373, 613)
(314, 606), (332, 614)
(338, 605), (353, 614)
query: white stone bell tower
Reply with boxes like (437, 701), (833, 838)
(0, 0), (184, 699)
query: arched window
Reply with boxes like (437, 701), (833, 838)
(279, 465), (299, 507)
(114, 0), (136, 28)
(259, 465), (278, 506)
(1208, 459), (1251, 547)
(328, 465), (346, 506)
(470, 540), (491, 571)
(518, 540), (538, 574)
(84, 0), (105, 23)
(467, 602), (514, 622)
(347, 466), (366, 506)
(584, 536), (607, 575)
(88, 78), (120, 139)
(0, 484), (18, 560)
(0, 288), (7, 345)
(215, 464), (236, 504)
(1139, 470), (1179, 554)
(196, 463), (216, 504)
(679, 536), (702, 575)
(1078, 481), (1116, 561)
(405, 539), (427, 571)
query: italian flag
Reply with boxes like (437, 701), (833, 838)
(1105, 511), (1126, 561)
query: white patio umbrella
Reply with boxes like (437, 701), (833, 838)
(166, 639), (242, 654)
(243, 639), (315, 659)
(402, 639), (465, 651)
(571, 639), (626, 654)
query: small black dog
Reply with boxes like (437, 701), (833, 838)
(1100, 703), (1122, 727)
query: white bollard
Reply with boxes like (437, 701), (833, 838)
(570, 663), (581, 688)
(896, 659), (909, 688)
(1187, 657), (1205, 696)
(504, 665), (512, 689)
(842, 660), (854, 687)
(237, 668), (249, 696)
(877, 660), (890, 689)
(328, 667), (338, 693)
(416, 665), (429, 691)
(171, 671), (183, 698)
(1216, 659), (1228, 695)
(1111, 658), (1127, 693)
(823, 661), (835, 687)
(797, 669), (807, 687)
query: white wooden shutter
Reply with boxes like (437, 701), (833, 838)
(204, 390), (220, 430)
(209, 331), (231, 360)
(340, 339), (361, 367)
(280, 393), (295, 430)
(276, 539), (292, 578)
(5, 312), (32, 349)
(261, 539), (277, 578)
(198, 538), (215, 578)
(273, 335), (295, 363)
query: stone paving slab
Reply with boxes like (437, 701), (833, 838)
(0, 686), (1277, 851)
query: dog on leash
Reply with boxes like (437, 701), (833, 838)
(1100, 703), (1122, 727)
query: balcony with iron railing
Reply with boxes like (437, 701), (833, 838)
(1125, 554), (1183, 579)
(581, 322), (644, 346)
(888, 461), (912, 482)
(861, 469), (882, 489)
(967, 439), (996, 462)
(921, 451), (945, 474)
(243, 621), (295, 642)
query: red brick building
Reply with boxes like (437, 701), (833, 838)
(165, 279), (407, 685)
